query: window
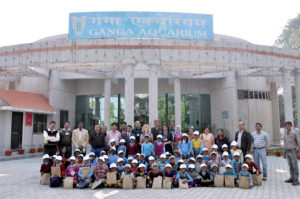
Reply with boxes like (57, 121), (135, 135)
(33, 114), (47, 133)
(249, 91), (254, 99)
(238, 90), (249, 100)
(259, 92), (262, 99)
(60, 110), (69, 128)
(254, 91), (259, 99)
(262, 92), (266, 99)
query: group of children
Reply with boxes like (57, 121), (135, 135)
(40, 138), (261, 189)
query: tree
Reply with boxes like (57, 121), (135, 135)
(275, 14), (300, 49)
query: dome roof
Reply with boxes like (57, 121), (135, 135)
(35, 33), (251, 44)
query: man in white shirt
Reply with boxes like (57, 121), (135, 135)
(43, 121), (60, 156)
(72, 122), (89, 155)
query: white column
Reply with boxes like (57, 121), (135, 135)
(282, 69), (294, 124)
(294, 69), (300, 128)
(124, 66), (134, 126)
(149, 67), (158, 128)
(174, 78), (181, 126)
(104, 78), (111, 128)
(270, 82), (281, 145)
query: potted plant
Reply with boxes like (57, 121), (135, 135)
(30, 148), (36, 153)
(18, 149), (25, 155)
(38, 146), (44, 153)
(275, 151), (281, 157)
(5, 150), (12, 156)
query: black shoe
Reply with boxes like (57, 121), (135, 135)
(284, 179), (293, 183)
(292, 181), (299, 186)
(262, 177), (267, 181)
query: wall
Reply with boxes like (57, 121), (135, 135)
(0, 111), (12, 155)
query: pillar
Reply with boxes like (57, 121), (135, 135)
(294, 69), (300, 128)
(270, 82), (281, 145)
(148, 67), (158, 128)
(124, 66), (134, 126)
(104, 78), (111, 128)
(174, 78), (181, 126)
(282, 69), (294, 124)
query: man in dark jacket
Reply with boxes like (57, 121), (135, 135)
(58, 122), (72, 158)
(122, 125), (135, 144)
(234, 121), (252, 158)
(151, 120), (162, 141)
(90, 124), (106, 157)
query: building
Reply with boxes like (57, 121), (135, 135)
(0, 12), (300, 155)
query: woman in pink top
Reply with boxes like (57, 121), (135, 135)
(173, 125), (183, 150)
(105, 123), (121, 146)
(200, 127), (215, 153)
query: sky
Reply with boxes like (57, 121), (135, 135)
(0, 0), (299, 47)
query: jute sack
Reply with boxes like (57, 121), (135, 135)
(107, 172), (117, 184)
(224, 175), (235, 188)
(162, 177), (172, 189)
(136, 177), (146, 189)
(238, 176), (250, 189)
(252, 174), (262, 186)
(64, 177), (74, 189)
(123, 177), (134, 189)
(179, 179), (189, 189)
(214, 175), (224, 187)
(91, 179), (103, 190)
(81, 167), (90, 178)
(40, 173), (50, 185)
(152, 176), (162, 189)
(51, 166), (61, 178)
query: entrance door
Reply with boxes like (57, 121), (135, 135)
(11, 112), (23, 149)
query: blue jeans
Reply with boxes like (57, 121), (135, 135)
(91, 148), (103, 158)
(253, 148), (267, 177)
(78, 177), (91, 188)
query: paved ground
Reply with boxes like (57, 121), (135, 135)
(0, 156), (299, 199)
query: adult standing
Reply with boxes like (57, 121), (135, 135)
(43, 121), (60, 156)
(105, 123), (122, 147)
(283, 121), (300, 186)
(215, 129), (230, 153)
(132, 121), (142, 151)
(162, 124), (174, 154)
(72, 122), (89, 155)
(122, 125), (135, 144)
(58, 122), (72, 158)
(188, 127), (195, 141)
(200, 127), (215, 152)
(173, 125), (183, 150)
(119, 122), (127, 136)
(90, 124), (106, 158)
(251, 123), (270, 181)
(234, 121), (252, 158)
(151, 120), (162, 141)
(140, 124), (153, 145)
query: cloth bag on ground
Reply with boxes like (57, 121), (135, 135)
(163, 177), (172, 189)
(91, 179), (103, 190)
(152, 176), (162, 189)
(238, 176), (250, 189)
(51, 166), (61, 178)
(136, 177), (146, 189)
(252, 174), (262, 186)
(64, 177), (74, 189)
(179, 179), (189, 189)
(40, 173), (50, 185)
(123, 177), (134, 189)
(225, 175), (235, 188)
(214, 175), (224, 187)
(107, 172), (117, 184)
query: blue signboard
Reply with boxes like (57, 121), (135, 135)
(69, 12), (213, 40)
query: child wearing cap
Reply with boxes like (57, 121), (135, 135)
(40, 154), (53, 177)
(127, 136), (139, 158)
(212, 144), (222, 163)
(78, 156), (93, 188)
(118, 151), (128, 164)
(244, 154), (260, 175)
(65, 156), (79, 187)
(120, 164), (135, 187)
(94, 157), (108, 186)
(209, 164), (219, 183)
(231, 152), (243, 176)
(139, 154), (147, 165)
(175, 164), (194, 188)
(207, 152), (220, 171)
(107, 148), (119, 166)
(173, 150), (181, 164)
(199, 164), (213, 187)
(230, 141), (243, 162)
(88, 152), (98, 166)
(188, 164), (201, 187)
(169, 156), (178, 171)
(178, 134), (193, 159)
(116, 158), (125, 175)
(202, 148), (210, 162)
(76, 154), (84, 167)
(158, 154), (168, 171)
(192, 131), (203, 157)
(50, 156), (66, 187)
(146, 156), (155, 172)
(74, 149), (81, 159)
(187, 157), (197, 172)
(221, 144), (232, 160)
(164, 164), (177, 187)
(106, 163), (120, 188)
(220, 152), (232, 167)
(153, 135), (165, 158)
(239, 164), (253, 187)
(108, 138), (118, 153)
(148, 163), (163, 186)
(222, 164), (237, 184)
(177, 159), (184, 171)
(136, 164), (150, 185)
(117, 139), (127, 158)
(131, 159), (139, 175)
(141, 135), (153, 159)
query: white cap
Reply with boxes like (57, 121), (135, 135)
(189, 157), (195, 162)
(118, 150), (124, 154)
(222, 151), (229, 157)
(69, 156), (76, 161)
(200, 163), (207, 168)
(140, 153), (145, 157)
(103, 155), (108, 159)
(157, 135), (163, 139)
(100, 151), (106, 154)
(188, 164), (195, 169)
(117, 158), (124, 162)
(52, 155), (57, 159)
(182, 133), (188, 137)
(110, 138), (116, 142)
(83, 156), (89, 161)
(139, 163), (145, 168)
(132, 159), (138, 164)
(180, 164), (187, 169)
(78, 154), (84, 158)
(130, 136), (136, 140)
(98, 157), (105, 162)
(170, 155), (175, 159)
(74, 149), (80, 152)
(222, 144), (228, 148)
(231, 141), (237, 146)
(178, 159), (184, 163)
(196, 154), (203, 159)
(89, 152), (95, 156)
(125, 164), (131, 168)
(42, 154), (50, 159)
(165, 164), (172, 168)
(225, 164), (232, 169)
(203, 148), (209, 152)
(110, 147), (116, 151)
(233, 152), (240, 156)
(242, 164), (249, 168)
(160, 154), (166, 159)
(212, 144), (218, 149)
(211, 151), (217, 155)
(110, 163), (117, 168)
(120, 139), (126, 143)
(152, 162), (158, 167)
(211, 164), (218, 168)
(136, 153), (140, 156)
(193, 131), (199, 135)
(245, 154), (252, 159)
(148, 156), (155, 161)
(128, 156), (134, 160)
(56, 156), (62, 161)
(165, 152), (171, 156)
